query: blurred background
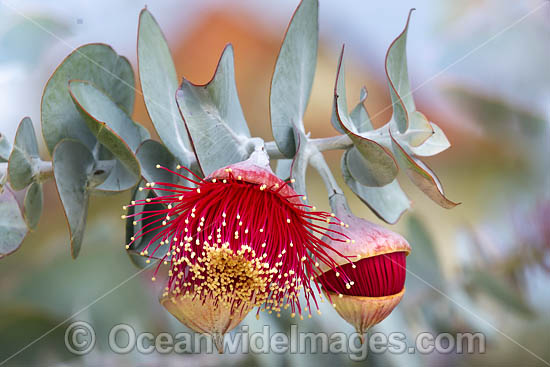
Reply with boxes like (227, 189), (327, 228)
(1, 0), (549, 366)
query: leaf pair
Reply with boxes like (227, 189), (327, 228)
(334, 10), (458, 223)
(41, 44), (150, 257)
(139, 9), (252, 178)
(0, 118), (43, 257)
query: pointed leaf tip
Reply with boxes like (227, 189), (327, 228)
(138, 8), (192, 165)
(385, 10), (415, 133)
(390, 131), (458, 209)
(333, 48), (398, 187)
(176, 45), (251, 176)
(270, 0), (319, 157)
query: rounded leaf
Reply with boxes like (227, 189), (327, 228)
(41, 43), (135, 154)
(409, 121), (451, 156)
(68, 80), (141, 193)
(8, 117), (40, 191)
(0, 132), (12, 162)
(23, 182), (43, 231)
(0, 186), (28, 258)
(341, 150), (410, 224)
(52, 140), (95, 258)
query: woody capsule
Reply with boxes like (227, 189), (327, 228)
(317, 194), (411, 335)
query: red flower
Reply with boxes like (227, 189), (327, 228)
(124, 157), (350, 322)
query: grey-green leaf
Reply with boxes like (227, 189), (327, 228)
(69, 80), (143, 151)
(396, 110), (434, 147)
(344, 146), (397, 187)
(385, 10), (414, 133)
(41, 43), (134, 154)
(334, 48), (398, 186)
(0, 186), (28, 258)
(53, 140), (95, 258)
(0, 132), (11, 162)
(275, 159), (293, 181)
(409, 121), (450, 156)
(341, 150), (409, 224)
(390, 132), (458, 209)
(68, 80), (141, 192)
(176, 45), (251, 176)
(23, 182), (43, 230)
(270, 0), (318, 157)
(138, 8), (192, 164)
(349, 86), (373, 133)
(136, 139), (195, 197)
(8, 117), (40, 191)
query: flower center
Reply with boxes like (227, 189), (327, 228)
(164, 242), (277, 312)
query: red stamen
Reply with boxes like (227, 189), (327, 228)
(127, 165), (350, 316)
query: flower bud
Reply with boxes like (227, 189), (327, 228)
(317, 195), (411, 335)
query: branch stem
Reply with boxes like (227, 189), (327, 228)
(265, 134), (353, 160)
(309, 149), (344, 198)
